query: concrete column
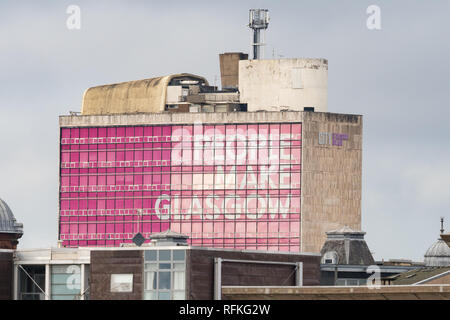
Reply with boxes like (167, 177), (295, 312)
(295, 262), (304, 286)
(80, 264), (85, 300)
(214, 258), (222, 300)
(13, 264), (18, 300)
(45, 264), (51, 300)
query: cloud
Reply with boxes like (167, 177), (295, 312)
(0, 1), (449, 261)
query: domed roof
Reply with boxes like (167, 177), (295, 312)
(0, 198), (23, 234)
(424, 239), (450, 267)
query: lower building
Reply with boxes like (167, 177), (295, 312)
(0, 198), (23, 300)
(319, 227), (417, 286)
(382, 267), (450, 286)
(8, 235), (320, 300)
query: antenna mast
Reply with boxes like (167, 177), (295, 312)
(248, 9), (269, 60)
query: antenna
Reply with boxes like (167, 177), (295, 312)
(248, 9), (269, 60)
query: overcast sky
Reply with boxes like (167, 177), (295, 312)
(1, 0), (449, 261)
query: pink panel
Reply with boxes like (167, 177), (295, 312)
(60, 123), (302, 251)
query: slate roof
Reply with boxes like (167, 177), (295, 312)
(386, 266), (450, 285)
(320, 226), (374, 265)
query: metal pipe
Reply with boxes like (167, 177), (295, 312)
(295, 262), (304, 286)
(253, 30), (260, 59)
(214, 257), (222, 300)
(218, 258), (300, 266)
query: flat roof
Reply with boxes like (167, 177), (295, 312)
(221, 284), (450, 300)
(13, 245), (320, 264)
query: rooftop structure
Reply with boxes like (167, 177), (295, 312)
(238, 58), (328, 112)
(320, 226), (374, 266)
(0, 198), (23, 250)
(248, 9), (269, 60)
(317, 226), (407, 286)
(424, 218), (450, 267)
(81, 74), (209, 115)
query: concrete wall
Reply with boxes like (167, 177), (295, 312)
(166, 86), (183, 104)
(219, 52), (248, 89)
(239, 59), (328, 112)
(60, 110), (304, 127)
(301, 112), (363, 253)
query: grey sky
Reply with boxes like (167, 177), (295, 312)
(1, 0), (449, 261)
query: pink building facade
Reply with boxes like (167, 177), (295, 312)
(59, 123), (302, 251)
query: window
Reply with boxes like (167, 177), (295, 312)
(144, 249), (186, 300)
(59, 123), (302, 252)
(111, 274), (134, 293)
(321, 251), (338, 264)
(51, 265), (82, 300)
(336, 278), (367, 286)
(18, 265), (45, 300)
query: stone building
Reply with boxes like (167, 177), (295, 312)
(424, 218), (450, 267)
(0, 198), (23, 300)
(0, 198), (23, 250)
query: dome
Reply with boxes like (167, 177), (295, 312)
(424, 238), (450, 267)
(0, 198), (23, 234)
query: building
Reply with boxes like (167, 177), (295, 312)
(382, 267), (450, 286)
(423, 218), (450, 267)
(442, 233), (450, 247)
(59, 109), (362, 253)
(319, 226), (416, 286)
(58, 49), (361, 253)
(0, 198), (23, 250)
(9, 234), (320, 300)
(239, 58), (328, 112)
(221, 284), (450, 300)
(0, 198), (23, 300)
(378, 219), (450, 286)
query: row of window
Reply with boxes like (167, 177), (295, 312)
(61, 124), (301, 139)
(61, 137), (302, 146)
(60, 158), (301, 168)
(60, 232), (301, 240)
